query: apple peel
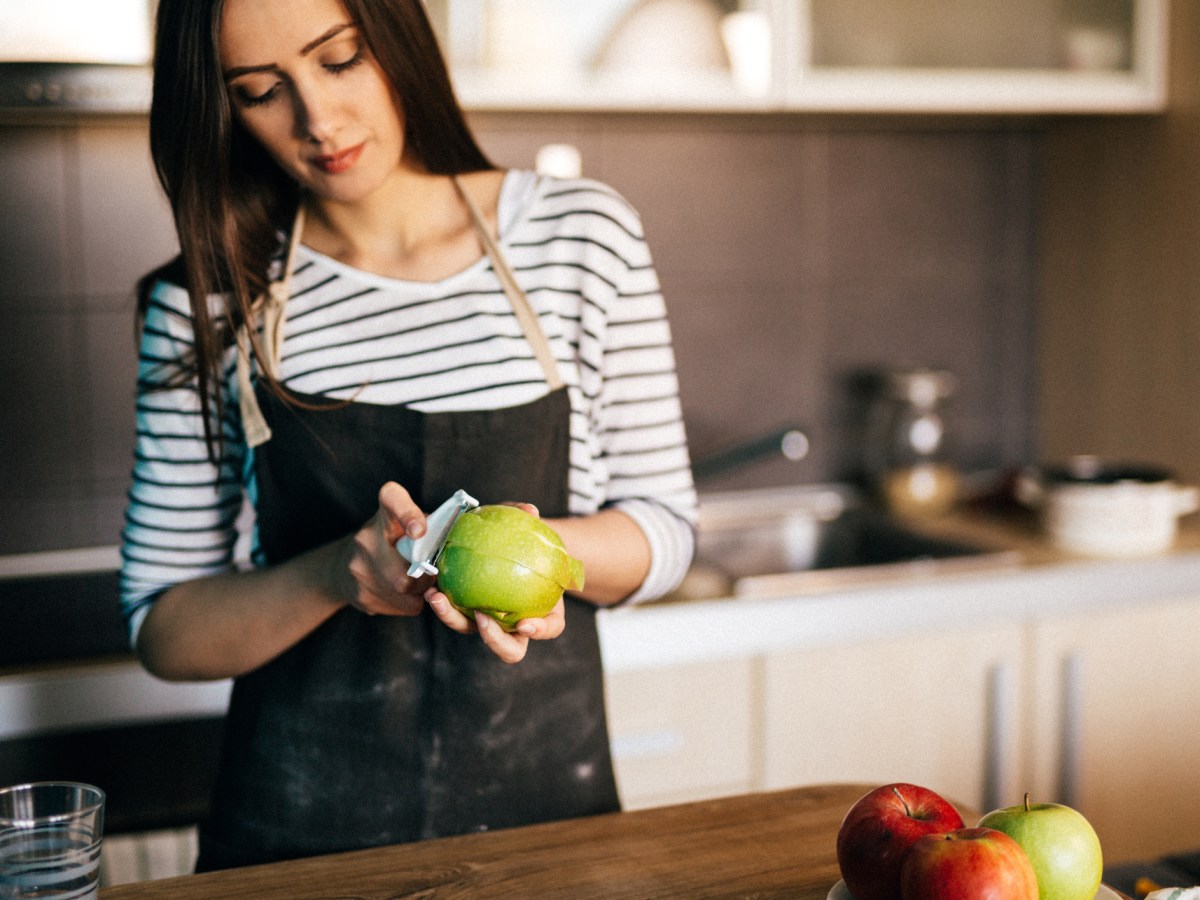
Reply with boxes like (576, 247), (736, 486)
(443, 507), (584, 591)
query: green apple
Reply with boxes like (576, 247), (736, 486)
(437, 505), (584, 631)
(976, 794), (1103, 900)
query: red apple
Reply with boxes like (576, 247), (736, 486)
(836, 783), (965, 900)
(900, 827), (1039, 900)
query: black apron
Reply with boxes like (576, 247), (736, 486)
(196, 179), (620, 871)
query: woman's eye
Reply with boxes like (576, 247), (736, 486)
(235, 82), (280, 108)
(324, 49), (364, 75)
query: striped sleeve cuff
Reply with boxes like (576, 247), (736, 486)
(125, 601), (154, 651)
(611, 498), (696, 605)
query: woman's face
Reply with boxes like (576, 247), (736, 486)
(219, 0), (408, 204)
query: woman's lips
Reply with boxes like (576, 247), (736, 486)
(312, 143), (364, 175)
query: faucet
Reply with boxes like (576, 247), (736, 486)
(691, 426), (810, 483)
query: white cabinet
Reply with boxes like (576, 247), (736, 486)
(1026, 596), (1200, 863)
(759, 621), (1026, 817)
(426, 0), (772, 111)
(780, 0), (1168, 113)
(426, 0), (1168, 113)
(605, 656), (759, 810)
(599, 538), (1200, 860)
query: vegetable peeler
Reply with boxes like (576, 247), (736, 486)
(395, 489), (480, 577)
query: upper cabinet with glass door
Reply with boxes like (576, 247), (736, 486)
(785, 0), (1167, 112)
(423, 0), (775, 111)
(424, 0), (1168, 114)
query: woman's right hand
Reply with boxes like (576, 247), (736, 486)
(138, 481), (433, 681)
(343, 481), (434, 616)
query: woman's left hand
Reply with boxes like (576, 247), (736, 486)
(424, 589), (566, 664)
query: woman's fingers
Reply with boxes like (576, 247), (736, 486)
(475, 612), (530, 664)
(513, 596), (565, 640)
(379, 481), (426, 541)
(423, 588), (533, 665)
(339, 483), (432, 616)
(424, 587), (475, 632)
(424, 589), (566, 664)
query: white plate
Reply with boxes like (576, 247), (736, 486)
(829, 880), (1121, 899)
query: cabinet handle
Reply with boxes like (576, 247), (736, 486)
(983, 661), (1016, 812)
(1058, 652), (1084, 808)
(610, 729), (685, 762)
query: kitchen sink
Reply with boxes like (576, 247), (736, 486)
(666, 484), (1022, 601)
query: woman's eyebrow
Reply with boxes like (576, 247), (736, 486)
(300, 23), (354, 56)
(223, 23), (355, 79)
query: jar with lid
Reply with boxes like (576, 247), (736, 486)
(867, 368), (961, 518)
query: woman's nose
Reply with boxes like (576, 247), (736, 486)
(293, 81), (340, 143)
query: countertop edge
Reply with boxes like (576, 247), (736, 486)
(598, 547), (1200, 673)
(7, 529), (1200, 736)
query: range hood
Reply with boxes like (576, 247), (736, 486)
(0, 1), (153, 115)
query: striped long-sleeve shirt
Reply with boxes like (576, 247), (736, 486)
(120, 170), (698, 644)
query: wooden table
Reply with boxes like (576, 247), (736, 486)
(101, 783), (870, 899)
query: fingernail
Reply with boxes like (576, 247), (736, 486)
(516, 622), (536, 636)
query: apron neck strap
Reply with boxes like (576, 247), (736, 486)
(236, 202), (306, 449)
(237, 177), (565, 450)
(454, 175), (564, 391)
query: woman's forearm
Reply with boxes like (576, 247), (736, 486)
(544, 508), (651, 608)
(135, 482), (459, 680)
(136, 504), (651, 681)
(136, 537), (353, 682)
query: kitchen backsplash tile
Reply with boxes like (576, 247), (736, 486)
(815, 128), (1036, 481)
(465, 112), (597, 183)
(588, 122), (821, 290)
(475, 116), (1037, 487)
(0, 126), (74, 305)
(81, 303), (138, 484)
(76, 123), (177, 300)
(0, 114), (1039, 556)
(660, 279), (825, 489)
(90, 484), (132, 551)
(0, 489), (97, 556)
(0, 309), (85, 488)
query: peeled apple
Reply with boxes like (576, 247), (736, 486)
(437, 505), (585, 630)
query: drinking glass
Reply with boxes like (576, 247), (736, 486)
(0, 783), (105, 900)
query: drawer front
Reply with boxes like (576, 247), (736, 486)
(605, 658), (756, 809)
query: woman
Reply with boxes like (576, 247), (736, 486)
(120, 0), (696, 872)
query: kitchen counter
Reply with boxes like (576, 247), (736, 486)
(94, 783), (929, 899)
(900, 505), (1200, 566)
(96, 783), (1140, 899)
(4, 508), (1199, 751)
(5, 502), (1200, 860)
(598, 510), (1200, 674)
(595, 505), (1200, 864)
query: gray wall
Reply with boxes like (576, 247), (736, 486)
(0, 113), (1038, 555)
(0, 121), (176, 556)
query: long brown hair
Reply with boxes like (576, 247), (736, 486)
(142, 0), (493, 457)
